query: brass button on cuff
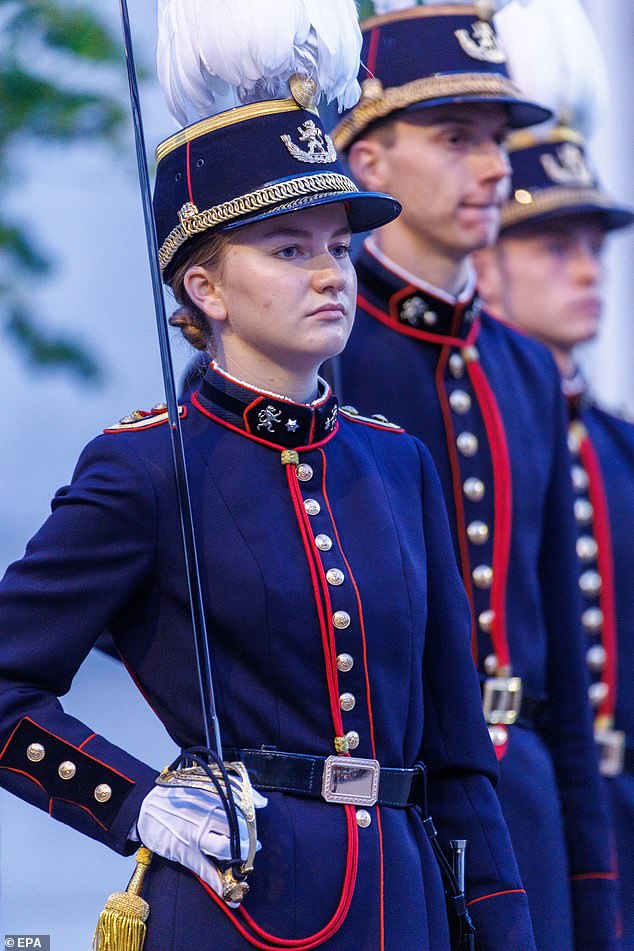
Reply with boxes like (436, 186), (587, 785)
(27, 743), (45, 763)
(58, 760), (76, 780)
(94, 783), (112, 803)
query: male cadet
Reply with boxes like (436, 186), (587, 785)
(475, 124), (634, 951)
(330, 3), (619, 949)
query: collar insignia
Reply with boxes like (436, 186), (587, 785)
(541, 144), (594, 188)
(454, 21), (506, 64)
(281, 120), (337, 165)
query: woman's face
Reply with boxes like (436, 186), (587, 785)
(186, 203), (356, 396)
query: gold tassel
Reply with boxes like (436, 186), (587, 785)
(92, 847), (152, 951)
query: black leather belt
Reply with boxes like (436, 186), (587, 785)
(515, 694), (546, 730)
(222, 747), (425, 808)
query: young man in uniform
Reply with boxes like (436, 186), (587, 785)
(475, 124), (634, 950)
(330, 4), (619, 948)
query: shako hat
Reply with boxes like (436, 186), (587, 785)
(501, 127), (634, 234)
(493, 0), (634, 233)
(332, 1), (552, 153)
(153, 0), (401, 281)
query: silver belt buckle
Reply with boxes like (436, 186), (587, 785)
(321, 755), (380, 806)
(595, 727), (626, 777)
(482, 676), (523, 725)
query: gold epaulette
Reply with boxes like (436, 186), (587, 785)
(104, 403), (186, 433)
(338, 405), (403, 432)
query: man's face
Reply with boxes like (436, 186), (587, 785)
(350, 103), (511, 263)
(497, 219), (606, 352)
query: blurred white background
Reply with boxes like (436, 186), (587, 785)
(0, 0), (632, 945)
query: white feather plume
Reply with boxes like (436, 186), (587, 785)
(370, 1), (526, 14)
(494, 0), (609, 138)
(157, 0), (363, 127)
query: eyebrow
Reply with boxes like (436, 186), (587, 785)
(260, 224), (352, 239)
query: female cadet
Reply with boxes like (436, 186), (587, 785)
(0, 2), (536, 949)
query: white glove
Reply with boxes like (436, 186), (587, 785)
(136, 781), (267, 900)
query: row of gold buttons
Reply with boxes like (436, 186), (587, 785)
(26, 742), (112, 801)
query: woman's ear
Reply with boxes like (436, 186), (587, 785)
(184, 267), (227, 322)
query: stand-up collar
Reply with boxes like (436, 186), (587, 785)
(357, 239), (482, 341)
(193, 362), (339, 449)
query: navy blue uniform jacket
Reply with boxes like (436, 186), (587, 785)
(568, 393), (634, 951)
(0, 366), (535, 950)
(336, 242), (619, 951)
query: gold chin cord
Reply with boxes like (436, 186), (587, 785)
(92, 847), (152, 951)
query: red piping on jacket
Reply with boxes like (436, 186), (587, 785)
(577, 430), (618, 720)
(320, 449), (385, 951)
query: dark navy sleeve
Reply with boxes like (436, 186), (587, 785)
(416, 440), (537, 951)
(538, 386), (620, 949)
(0, 436), (163, 854)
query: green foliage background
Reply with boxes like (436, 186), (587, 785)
(0, 0), (129, 382)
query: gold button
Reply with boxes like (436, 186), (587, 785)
(483, 654), (498, 675)
(339, 692), (356, 712)
(456, 432), (478, 457)
(333, 610), (351, 629)
(94, 784), (112, 803)
(582, 607), (603, 632)
(463, 477), (485, 502)
(58, 761), (76, 780)
(579, 570), (602, 597)
(151, 402), (167, 413)
(341, 405), (358, 415)
(514, 189), (533, 205)
(449, 354), (465, 379)
(296, 463), (313, 482)
(586, 644), (607, 672)
(372, 413), (389, 424)
(472, 564), (493, 589)
(315, 534), (333, 552)
(574, 499), (594, 525)
(467, 521), (489, 545)
(336, 653), (354, 672)
(588, 681), (609, 707)
(304, 499), (321, 516)
(26, 743), (45, 763)
(326, 568), (345, 586)
(576, 535), (598, 563)
(449, 390), (472, 415)
(423, 310), (438, 326)
(479, 609), (495, 633)
(488, 724), (508, 747)
(345, 731), (360, 750)
(571, 465), (589, 493)
(356, 809), (372, 829)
